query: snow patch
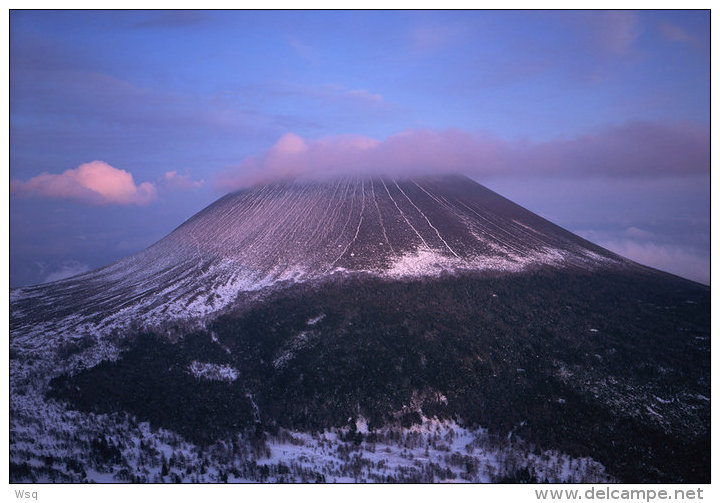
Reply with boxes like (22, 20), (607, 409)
(645, 406), (663, 418)
(273, 331), (315, 368)
(187, 361), (238, 382)
(355, 415), (369, 434)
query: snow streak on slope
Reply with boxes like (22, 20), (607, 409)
(10, 175), (627, 340)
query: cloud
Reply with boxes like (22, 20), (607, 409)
(160, 171), (205, 191)
(657, 21), (701, 47)
(573, 225), (709, 285)
(215, 121), (709, 190)
(343, 88), (385, 105)
(10, 41), (287, 160)
(410, 24), (460, 52)
(11, 161), (157, 205)
(287, 83), (393, 110)
(594, 239), (708, 285)
(288, 36), (318, 63)
(43, 261), (90, 283)
(232, 81), (393, 110)
(622, 226), (655, 240)
(134, 11), (211, 29)
(586, 11), (641, 56)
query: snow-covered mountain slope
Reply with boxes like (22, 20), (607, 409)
(10, 174), (628, 336)
(9, 174), (710, 484)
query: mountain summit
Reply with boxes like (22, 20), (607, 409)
(10, 174), (709, 484)
(11, 175), (627, 333)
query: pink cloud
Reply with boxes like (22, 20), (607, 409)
(586, 11), (640, 56)
(410, 24), (461, 52)
(11, 161), (157, 205)
(315, 84), (392, 109)
(271, 132), (309, 155)
(161, 171), (205, 190)
(216, 121), (709, 191)
(344, 89), (385, 104)
(657, 22), (701, 47)
(288, 36), (318, 63)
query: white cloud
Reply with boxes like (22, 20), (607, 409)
(575, 231), (709, 285)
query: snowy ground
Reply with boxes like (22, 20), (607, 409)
(10, 384), (613, 484)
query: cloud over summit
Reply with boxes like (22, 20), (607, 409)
(216, 120), (709, 191)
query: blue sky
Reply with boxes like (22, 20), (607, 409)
(9, 9), (710, 285)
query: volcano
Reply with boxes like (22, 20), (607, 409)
(10, 175), (710, 484)
(11, 175), (625, 332)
